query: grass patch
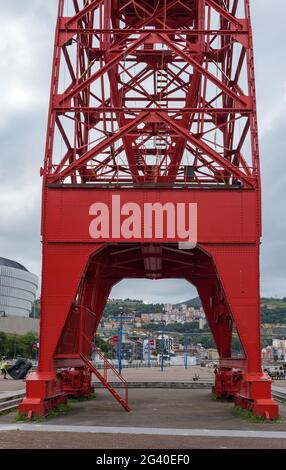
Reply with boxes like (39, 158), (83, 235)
(261, 298), (286, 308)
(211, 393), (233, 403)
(233, 406), (281, 423)
(46, 403), (70, 419)
(68, 392), (96, 403)
(15, 403), (70, 423)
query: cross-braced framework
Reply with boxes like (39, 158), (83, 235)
(19, 1), (279, 420)
(45, 0), (258, 187)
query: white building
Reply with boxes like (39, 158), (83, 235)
(199, 318), (207, 329)
(0, 257), (38, 318)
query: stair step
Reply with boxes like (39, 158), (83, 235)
(0, 398), (22, 412)
(0, 392), (25, 404)
(0, 404), (20, 414)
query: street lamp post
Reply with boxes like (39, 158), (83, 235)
(184, 334), (188, 369)
(168, 336), (171, 367)
(160, 331), (164, 372)
(111, 308), (129, 375)
(107, 313), (129, 374)
(118, 311), (123, 375)
(148, 336), (151, 368)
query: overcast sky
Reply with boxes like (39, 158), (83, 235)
(0, 1), (285, 303)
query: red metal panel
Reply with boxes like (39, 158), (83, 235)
(45, 188), (258, 243)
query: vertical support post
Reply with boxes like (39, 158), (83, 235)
(168, 336), (171, 367)
(161, 332), (164, 372)
(79, 305), (84, 355)
(184, 335), (188, 370)
(148, 336), (151, 368)
(104, 357), (107, 382)
(118, 313), (123, 375)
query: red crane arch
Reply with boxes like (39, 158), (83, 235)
(20, 0), (278, 419)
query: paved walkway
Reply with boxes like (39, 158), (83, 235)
(0, 365), (214, 397)
(1, 423), (286, 439)
(0, 430), (285, 449)
(272, 381), (286, 389)
(98, 365), (214, 383)
(0, 379), (25, 395)
(2, 366), (285, 391)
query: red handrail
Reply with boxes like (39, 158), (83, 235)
(78, 305), (129, 410)
(81, 353), (130, 411)
(92, 345), (129, 409)
(93, 345), (128, 385)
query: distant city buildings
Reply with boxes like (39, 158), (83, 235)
(96, 301), (212, 363)
(107, 335), (143, 361)
(94, 301), (286, 367)
(99, 302), (206, 331)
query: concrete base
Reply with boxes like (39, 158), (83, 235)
(18, 372), (67, 417)
(19, 369), (95, 417)
(213, 370), (279, 420)
(235, 373), (279, 420)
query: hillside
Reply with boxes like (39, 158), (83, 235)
(103, 296), (286, 324)
(103, 298), (163, 316)
(31, 296), (286, 324)
(175, 297), (202, 308)
(261, 298), (286, 309)
(260, 298), (286, 324)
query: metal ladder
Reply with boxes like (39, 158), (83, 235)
(81, 347), (130, 412)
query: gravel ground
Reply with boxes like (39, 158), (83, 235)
(0, 431), (286, 449)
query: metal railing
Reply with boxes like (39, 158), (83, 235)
(92, 344), (129, 407)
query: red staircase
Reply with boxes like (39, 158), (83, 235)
(81, 347), (130, 412)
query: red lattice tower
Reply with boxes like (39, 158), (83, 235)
(20, 0), (278, 419)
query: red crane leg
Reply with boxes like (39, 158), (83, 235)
(19, 243), (102, 416)
(60, 273), (114, 398)
(196, 278), (245, 399)
(195, 279), (232, 359)
(199, 245), (278, 419)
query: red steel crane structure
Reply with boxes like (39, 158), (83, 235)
(20, 0), (278, 419)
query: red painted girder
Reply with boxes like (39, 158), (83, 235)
(204, 0), (244, 29)
(59, 28), (249, 37)
(158, 112), (255, 188)
(158, 33), (249, 108)
(64, 0), (102, 29)
(50, 111), (149, 182)
(57, 33), (151, 107)
(107, 65), (141, 181)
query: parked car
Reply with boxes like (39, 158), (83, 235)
(264, 367), (284, 380)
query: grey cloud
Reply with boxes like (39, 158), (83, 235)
(111, 279), (197, 304)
